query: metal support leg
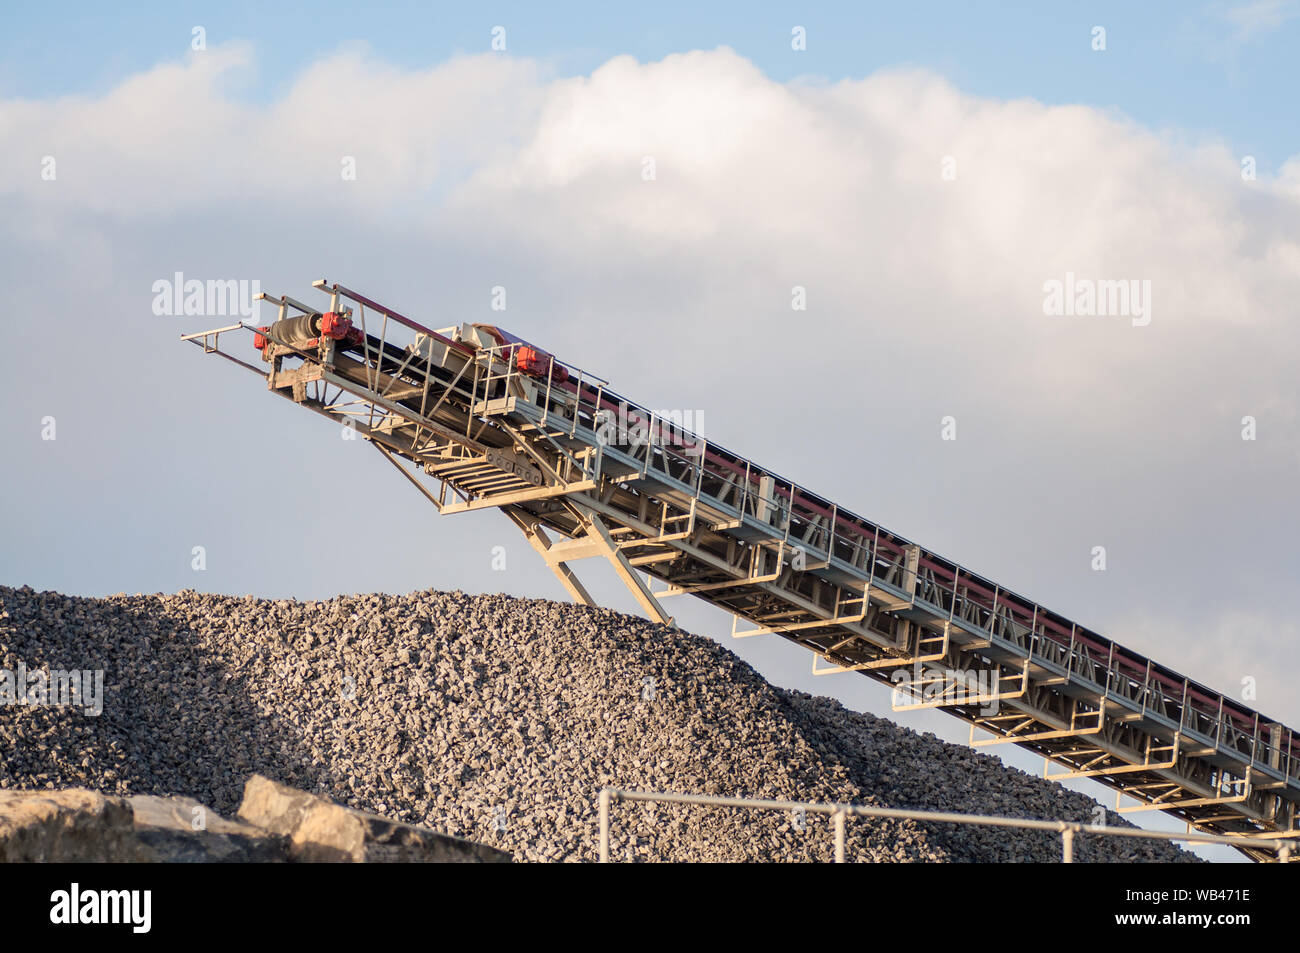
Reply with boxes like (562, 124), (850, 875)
(503, 506), (599, 608)
(504, 504), (675, 627)
(575, 507), (675, 628)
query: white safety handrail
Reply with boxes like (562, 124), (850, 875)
(596, 787), (1298, 863)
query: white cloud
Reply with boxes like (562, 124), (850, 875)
(2, 43), (1298, 736)
(1222, 0), (1298, 43)
(1, 44), (546, 215)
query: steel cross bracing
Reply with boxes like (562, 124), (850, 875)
(184, 279), (1300, 861)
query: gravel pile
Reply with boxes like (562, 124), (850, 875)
(0, 584), (1193, 862)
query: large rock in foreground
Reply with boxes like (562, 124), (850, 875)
(238, 775), (509, 863)
(130, 793), (288, 862)
(0, 789), (135, 862)
(0, 777), (507, 863)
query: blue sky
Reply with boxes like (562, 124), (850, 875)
(4, 2), (1298, 171)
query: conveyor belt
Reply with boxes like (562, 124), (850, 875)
(183, 279), (1300, 860)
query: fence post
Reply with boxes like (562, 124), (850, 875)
(1061, 826), (1075, 863)
(833, 808), (846, 863)
(1280, 843), (1291, 864)
(599, 789), (611, 863)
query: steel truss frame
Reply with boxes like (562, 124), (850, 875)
(184, 279), (1300, 861)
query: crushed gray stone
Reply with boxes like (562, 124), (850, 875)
(0, 585), (1195, 862)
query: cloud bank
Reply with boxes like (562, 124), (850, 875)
(2, 45), (1298, 732)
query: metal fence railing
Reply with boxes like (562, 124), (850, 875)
(596, 788), (1297, 863)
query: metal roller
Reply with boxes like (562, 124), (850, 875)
(267, 313), (323, 348)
